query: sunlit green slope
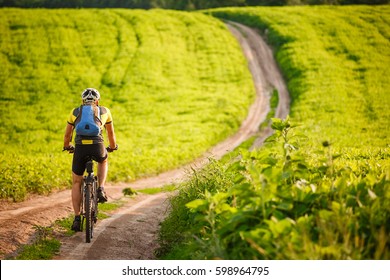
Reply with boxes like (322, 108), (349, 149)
(209, 5), (390, 150)
(156, 6), (390, 260)
(0, 8), (254, 201)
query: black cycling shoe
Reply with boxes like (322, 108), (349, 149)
(97, 187), (108, 203)
(71, 215), (82, 232)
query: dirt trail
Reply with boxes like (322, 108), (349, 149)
(227, 22), (290, 148)
(0, 22), (289, 260)
(57, 193), (170, 260)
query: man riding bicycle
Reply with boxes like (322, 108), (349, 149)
(63, 88), (118, 231)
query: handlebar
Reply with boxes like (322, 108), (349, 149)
(106, 144), (118, 153)
(63, 145), (75, 153)
(62, 144), (118, 153)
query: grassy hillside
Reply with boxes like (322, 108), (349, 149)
(0, 8), (255, 201)
(158, 6), (390, 260)
(209, 5), (390, 150)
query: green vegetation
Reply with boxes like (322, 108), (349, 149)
(97, 201), (123, 219)
(209, 5), (390, 150)
(9, 225), (61, 260)
(259, 89), (279, 131)
(137, 184), (177, 194)
(14, 239), (61, 260)
(0, 8), (254, 201)
(55, 217), (76, 237)
(159, 118), (390, 259)
(158, 6), (390, 259)
(2, 4), (389, 260)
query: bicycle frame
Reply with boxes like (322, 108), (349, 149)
(80, 159), (99, 243)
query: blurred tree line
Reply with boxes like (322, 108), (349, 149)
(0, 0), (388, 9)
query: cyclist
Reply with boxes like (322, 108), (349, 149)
(63, 88), (118, 231)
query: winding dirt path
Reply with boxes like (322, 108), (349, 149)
(0, 22), (289, 260)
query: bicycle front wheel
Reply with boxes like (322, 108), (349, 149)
(85, 183), (93, 243)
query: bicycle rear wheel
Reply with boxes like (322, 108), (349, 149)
(85, 183), (93, 243)
(93, 177), (99, 223)
(80, 183), (85, 232)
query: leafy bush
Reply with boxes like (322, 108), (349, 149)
(158, 118), (390, 259)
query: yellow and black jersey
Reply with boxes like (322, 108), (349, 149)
(67, 106), (113, 145)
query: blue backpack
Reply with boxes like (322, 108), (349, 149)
(75, 105), (102, 137)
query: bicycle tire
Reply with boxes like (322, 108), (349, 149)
(85, 183), (93, 243)
(80, 183), (85, 232)
(93, 177), (99, 223)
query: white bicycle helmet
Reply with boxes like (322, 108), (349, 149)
(81, 88), (100, 104)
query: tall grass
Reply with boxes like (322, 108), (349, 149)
(0, 8), (255, 201)
(158, 6), (390, 259)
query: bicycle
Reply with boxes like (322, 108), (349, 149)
(80, 157), (99, 243)
(63, 145), (114, 243)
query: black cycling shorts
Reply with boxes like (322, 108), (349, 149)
(72, 143), (108, 176)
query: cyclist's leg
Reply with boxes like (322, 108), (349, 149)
(96, 159), (108, 202)
(92, 143), (108, 202)
(71, 145), (87, 231)
(72, 172), (83, 215)
(97, 159), (108, 188)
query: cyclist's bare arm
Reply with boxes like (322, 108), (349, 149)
(105, 122), (117, 150)
(63, 123), (74, 148)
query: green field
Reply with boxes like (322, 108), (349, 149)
(209, 5), (390, 149)
(158, 6), (390, 260)
(1, 5), (389, 260)
(0, 8), (254, 201)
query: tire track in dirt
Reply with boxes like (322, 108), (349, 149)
(0, 22), (289, 260)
